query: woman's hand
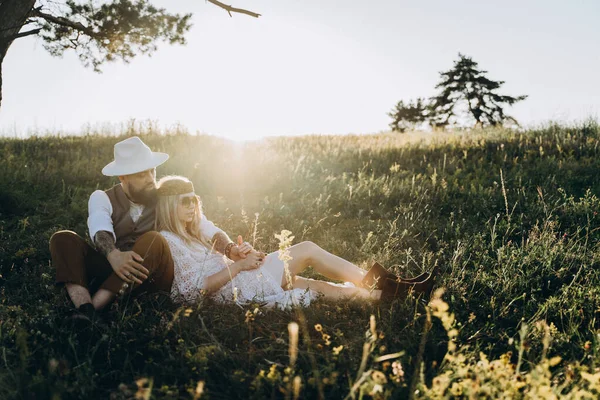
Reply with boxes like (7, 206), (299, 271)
(204, 251), (264, 294)
(237, 251), (266, 271)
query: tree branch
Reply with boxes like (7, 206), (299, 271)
(206, 0), (261, 18)
(31, 9), (95, 36)
(0, 24), (32, 33)
(11, 28), (41, 40)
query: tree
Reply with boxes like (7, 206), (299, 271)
(429, 53), (527, 128)
(387, 98), (428, 133)
(0, 0), (260, 109)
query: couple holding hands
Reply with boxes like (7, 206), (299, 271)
(50, 137), (436, 323)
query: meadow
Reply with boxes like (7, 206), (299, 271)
(1, 121), (600, 399)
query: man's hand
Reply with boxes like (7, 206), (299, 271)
(230, 235), (260, 260)
(107, 249), (149, 284)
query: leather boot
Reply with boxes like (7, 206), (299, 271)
(399, 271), (428, 283)
(399, 262), (440, 285)
(362, 262), (430, 289)
(362, 262), (397, 289)
(381, 273), (436, 302)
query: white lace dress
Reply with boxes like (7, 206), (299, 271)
(161, 231), (317, 310)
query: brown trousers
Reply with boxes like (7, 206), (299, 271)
(49, 230), (174, 296)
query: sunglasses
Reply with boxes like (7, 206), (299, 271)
(180, 195), (199, 208)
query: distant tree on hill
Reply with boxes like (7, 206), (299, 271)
(429, 53), (528, 128)
(388, 98), (428, 133)
(0, 0), (260, 109)
(389, 53), (528, 131)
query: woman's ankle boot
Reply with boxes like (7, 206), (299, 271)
(399, 271), (428, 283)
(362, 262), (398, 290)
(381, 274), (436, 302)
(363, 262), (434, 289)
(380, 278), (415, 301)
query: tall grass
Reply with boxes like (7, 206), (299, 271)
(0, 120), (599, 398)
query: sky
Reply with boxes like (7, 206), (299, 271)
(0, 0), (598, 141)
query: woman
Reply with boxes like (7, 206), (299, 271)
(155, 176), (435, 308)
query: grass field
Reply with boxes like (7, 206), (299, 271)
(1, 121), (600, 399)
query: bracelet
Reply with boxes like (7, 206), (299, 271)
(224, 242), (235, 259)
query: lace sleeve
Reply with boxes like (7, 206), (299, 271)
(162, 232), (206, 303)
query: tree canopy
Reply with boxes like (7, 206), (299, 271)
(0, 0), (260, 108)
(389, 54), (528, 132)
(387, 98), (427, 133)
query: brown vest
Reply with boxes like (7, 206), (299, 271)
(105, 184), (157, 251)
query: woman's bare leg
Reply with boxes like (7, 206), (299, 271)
(292, 276), (381, 301)
(285, 241), (366, 287)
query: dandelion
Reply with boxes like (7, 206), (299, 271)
(314, 324), (323, 332)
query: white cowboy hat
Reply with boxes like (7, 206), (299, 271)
(101, 136), (169, 176)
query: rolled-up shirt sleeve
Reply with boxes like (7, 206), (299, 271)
(87, 190), (116, 244)
(200, 212), (225, 240)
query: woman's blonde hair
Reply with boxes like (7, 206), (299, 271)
(155, 175), (213, 249)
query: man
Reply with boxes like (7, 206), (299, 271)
(50, 136), (251, 322)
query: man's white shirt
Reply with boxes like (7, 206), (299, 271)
(87, 190), (224, 244)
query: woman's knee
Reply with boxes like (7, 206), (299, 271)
(295, 241), (318, 251)
(290, 241), (319, 266)
(300, 241), (320, 261)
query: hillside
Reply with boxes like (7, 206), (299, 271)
(1, 122), (599, 399)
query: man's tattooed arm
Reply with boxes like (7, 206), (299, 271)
(94, 231), (117, 258)
(212, 231), (233, 256)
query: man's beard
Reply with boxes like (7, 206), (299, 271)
(129, 185), (157, 205)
